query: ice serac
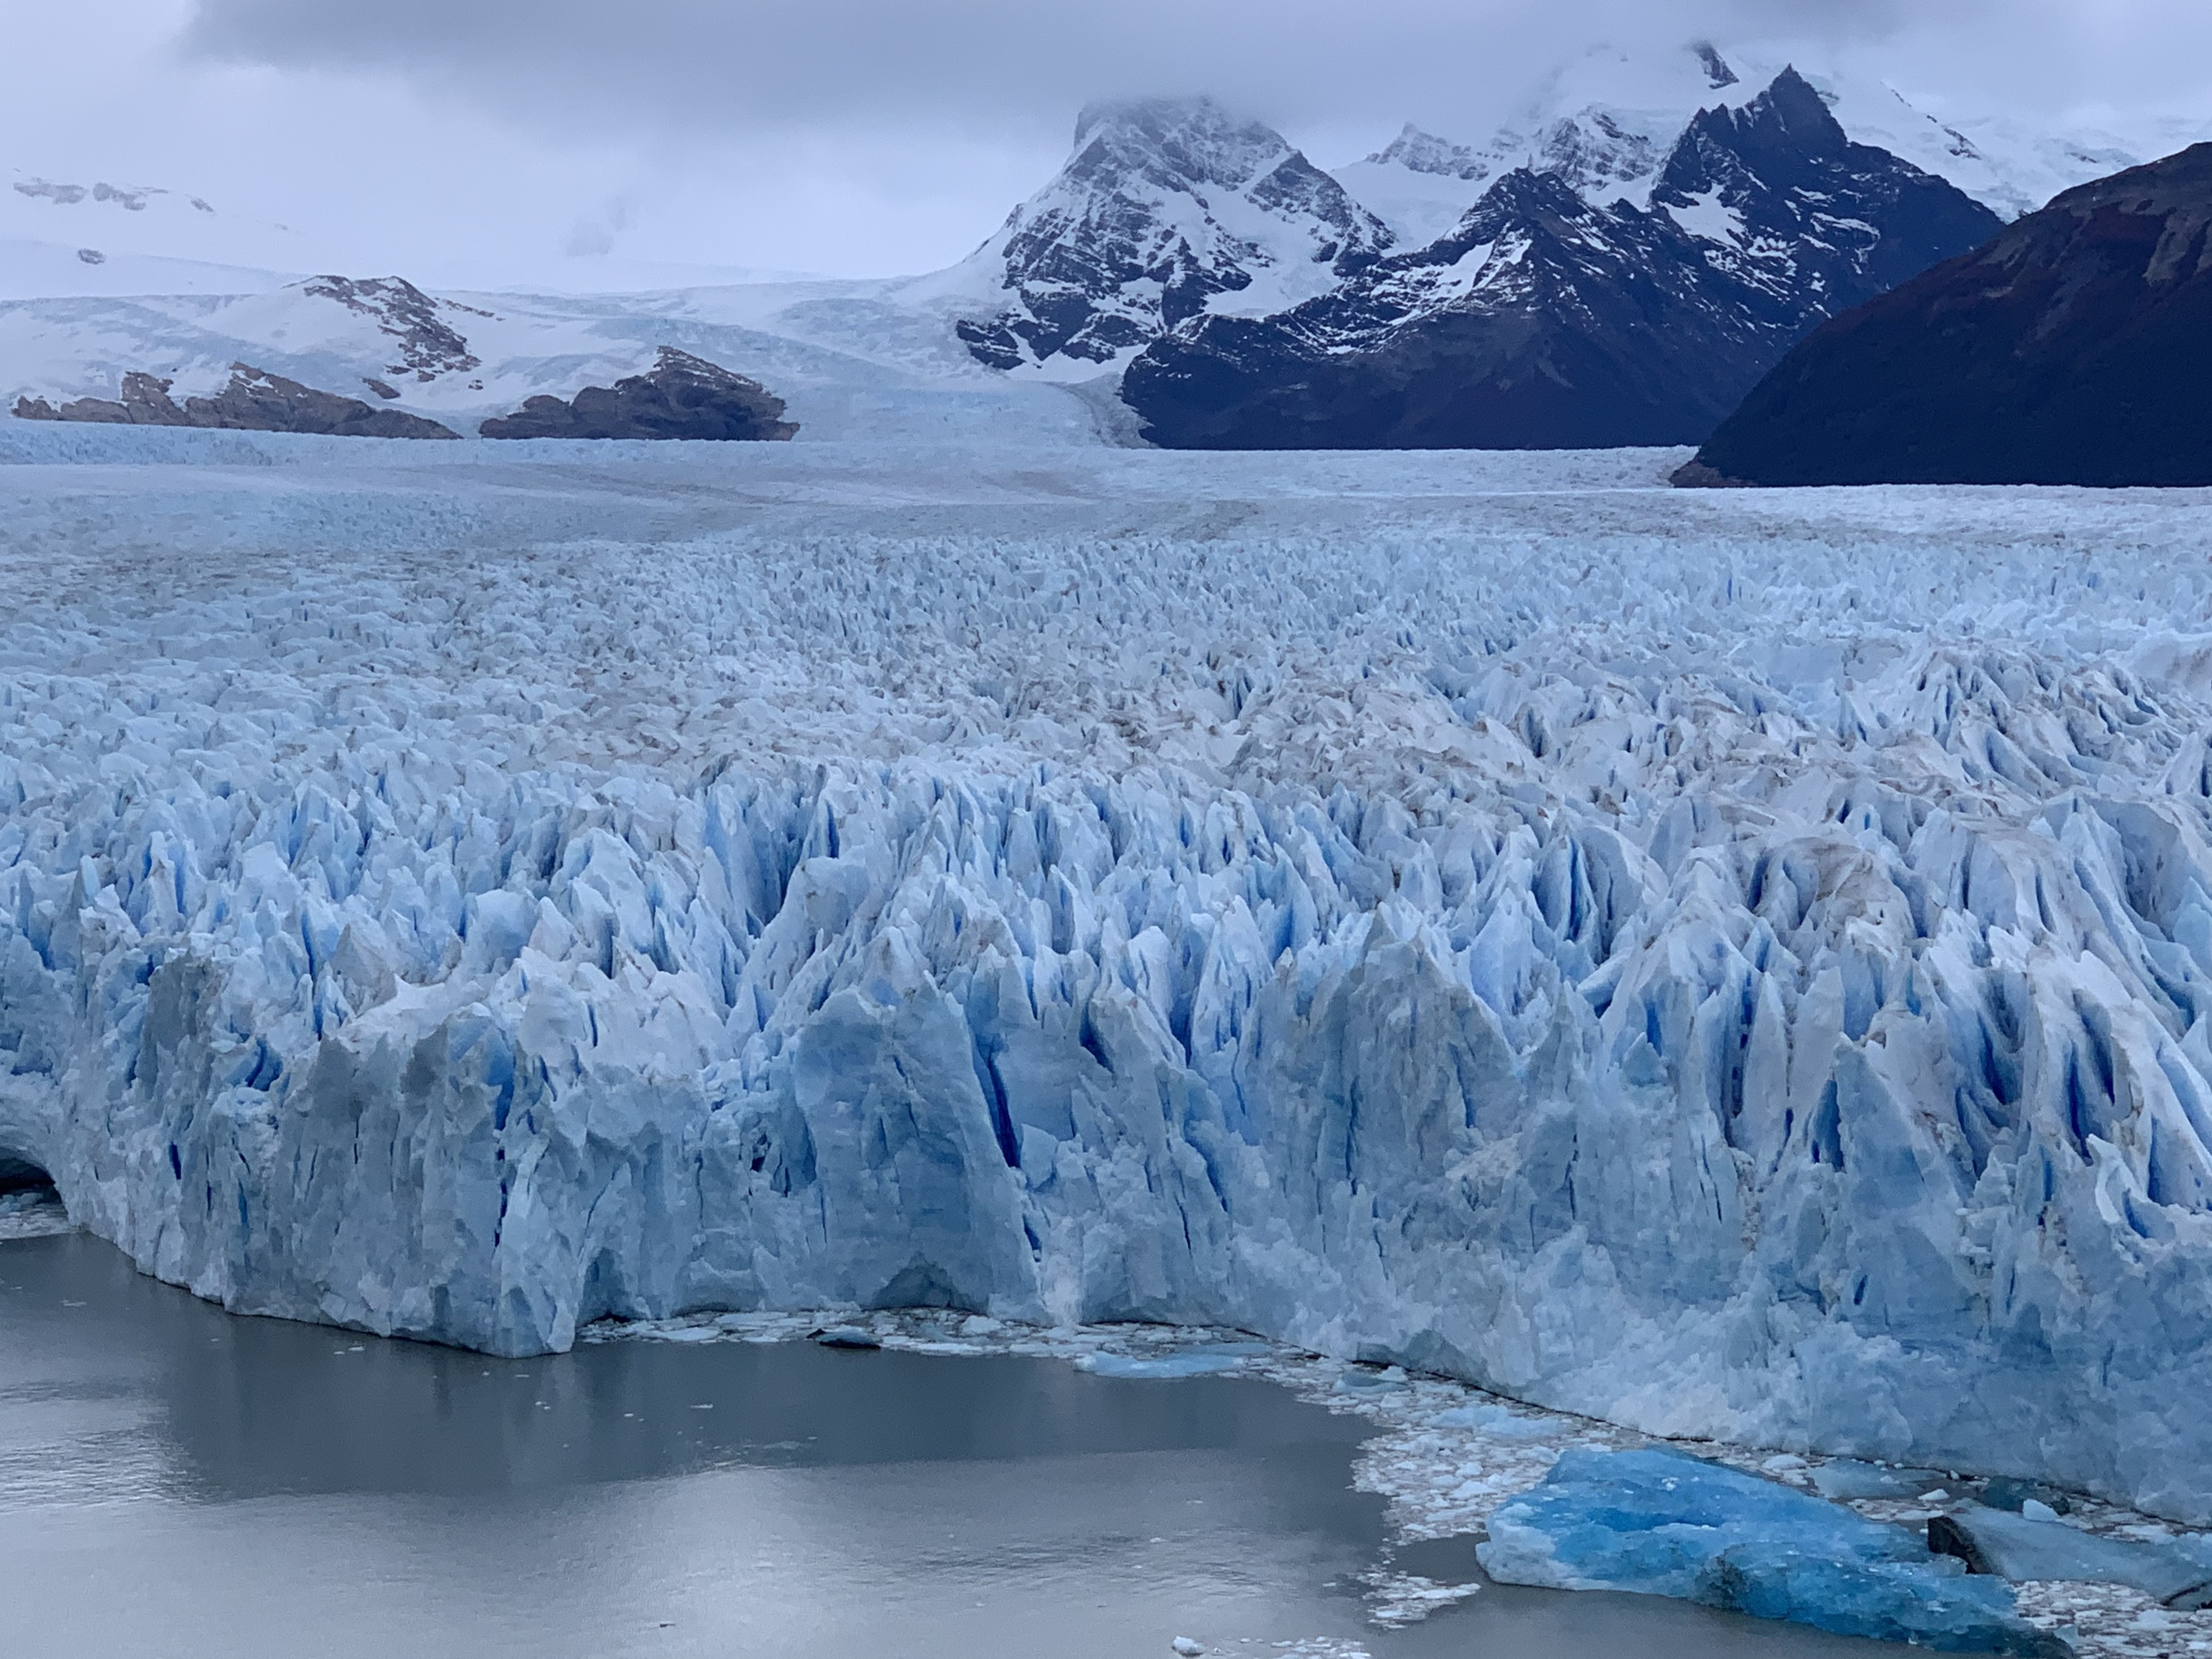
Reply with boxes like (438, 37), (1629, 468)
(1478, 1448), (2065, 1655)
(1680, 142), (2212, 487)
(9, 441), (2212, 1525)
(931, 96), (1394, 373)
(1121, 69), (2002, 450)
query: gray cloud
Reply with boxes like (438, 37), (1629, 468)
(186, 0), (1931, 144)
(19, 2), (2210, 284)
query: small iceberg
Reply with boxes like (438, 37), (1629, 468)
(1433, 1402), (1565, 1442)
(1078, 1344), (1268, 1380)
(1808, 1459), (1956, 1502)
(1477, 1448), (2067, 1656)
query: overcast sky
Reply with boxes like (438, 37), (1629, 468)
(4, 0), (2210, 284)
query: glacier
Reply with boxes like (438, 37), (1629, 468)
(6, 426), (2212, 1524)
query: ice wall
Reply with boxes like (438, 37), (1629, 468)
(4, 436), (2212, 1519)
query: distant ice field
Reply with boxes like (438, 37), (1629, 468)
(7, 429), (2212, 1524)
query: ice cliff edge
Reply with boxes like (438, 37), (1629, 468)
(4, 460), (2212, 1524)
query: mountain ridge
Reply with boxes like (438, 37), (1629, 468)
(1678, 140), (2212, 487)
(1121, 69), (2004, 450)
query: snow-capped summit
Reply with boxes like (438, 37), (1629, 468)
(1366, 125), (1491, 181)
(1125, 67), (2002, 450)
(922, 96), (1393, 374)
(1333, 43), (1750, 242)
(1332, 39), (2212, 234)
(1651, 66), (2000, 308)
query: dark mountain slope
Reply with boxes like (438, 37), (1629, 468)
(1122, 69), (2001, 451)
(1681, 143), (2212, 487)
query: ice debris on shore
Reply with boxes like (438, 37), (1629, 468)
(5, 438), (2212, 1529)
(592, 1305), (2212, 1653)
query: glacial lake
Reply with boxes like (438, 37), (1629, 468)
(0, 1231), (1901, 1658)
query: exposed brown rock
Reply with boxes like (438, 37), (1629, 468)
(15, 364), (458, 439)
(479, 347), (796, 441)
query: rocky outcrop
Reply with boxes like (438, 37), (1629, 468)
(1679, 143), (2212, 487)
(477, 347), (797, 441)
(13, 365), (458, 438)
(1120, 70), (2002, 450)
(302, 275), (482, 382)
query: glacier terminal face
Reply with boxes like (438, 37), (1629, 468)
(4, 429), (2212, 1520)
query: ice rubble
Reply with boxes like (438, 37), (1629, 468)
(6, 434), (2212, 1524)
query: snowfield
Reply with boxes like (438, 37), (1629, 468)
(6, 427), (2212, 1525)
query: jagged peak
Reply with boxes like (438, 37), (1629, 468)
(1455, 164), (1615, 234)
(1072, 96), (1279, 155)
(1366, 124), (1490, 180)
(1695, 66), (1850, 156)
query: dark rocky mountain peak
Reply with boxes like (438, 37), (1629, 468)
(1679, 142), (2212, 486)
(1652, 67), (2003, 311)
(1122, 68), (2003, 452)
(945, 95), (1393, 372)
(1694, 41), (1741, 90)
(1672, 65), (1847, 173)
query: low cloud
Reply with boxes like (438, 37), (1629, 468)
(185, 0), (1926, 142)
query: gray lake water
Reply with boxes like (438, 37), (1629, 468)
(0, 1232), (1903, 1657)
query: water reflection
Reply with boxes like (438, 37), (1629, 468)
(0, 1233), (1904, 1658)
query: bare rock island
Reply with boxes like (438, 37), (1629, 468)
(478, 347), (797, 441)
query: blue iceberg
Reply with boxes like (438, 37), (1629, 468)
(1477, 1448), (2068, 1655)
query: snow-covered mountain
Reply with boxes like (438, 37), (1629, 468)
(0, 269), (1124, 446)
(1684, 141), (2212, 487)
(1124, 69), (2004, 449)
(914, 97), (1394, 375)
(1331, 41), (2203, 233)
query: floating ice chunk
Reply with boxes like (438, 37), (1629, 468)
(1433, 1403), (1564, 1441)
(811, 1326), (881, 1350)
(1980, 1479), (2073, 1516)
(1478, 1448), (2065, 1655)
(1810, 1460), (1955, 1502)
(1931, 1504), (2212, 1609)
(1171, 1638), (1205, 1656)
(1081, 1344), (1266, 1379)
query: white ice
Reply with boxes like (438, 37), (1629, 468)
(4, 427), (2212, 1529)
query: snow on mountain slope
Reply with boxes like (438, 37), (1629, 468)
(2, 166), (315, 293)
(0, 271), (1116, 445)
(1329, 128), (1500, 246)
(6, 435), (2212, 1526)
(917, 97), (1394, 375)
(1127, 71), (2003, 451)
(0, 237), (294, 302)
(1332, 41), (2212, 227)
